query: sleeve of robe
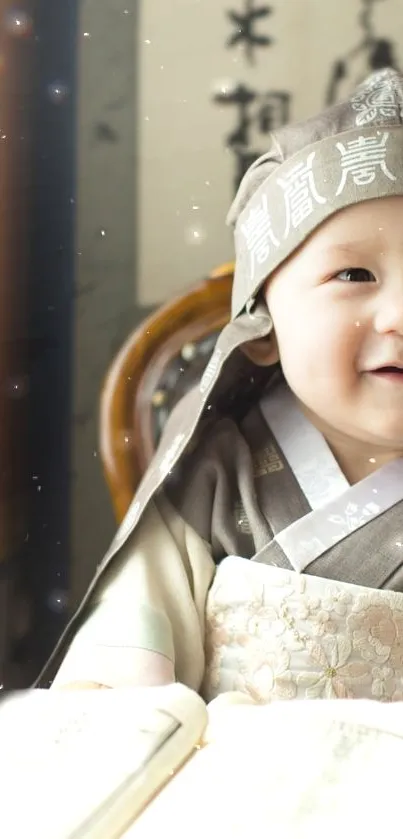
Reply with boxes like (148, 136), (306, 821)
(51, 494), (216, 692)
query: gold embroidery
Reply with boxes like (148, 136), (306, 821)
(252, 444), (284, 477)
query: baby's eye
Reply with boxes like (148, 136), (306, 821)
(335, 268), (376, 283)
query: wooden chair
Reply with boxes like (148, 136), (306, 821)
(99, 263), (234, 523)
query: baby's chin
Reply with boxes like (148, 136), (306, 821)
(360, 404), (403, 444)
(349, 424), (403, 455)
(297, 405), (403, 459)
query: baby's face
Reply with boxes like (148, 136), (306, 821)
(264, 195), (403, 453)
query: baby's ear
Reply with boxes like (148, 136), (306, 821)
(240, 333), (279, 367)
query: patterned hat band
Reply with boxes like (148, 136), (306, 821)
(231, 123), (403, 319)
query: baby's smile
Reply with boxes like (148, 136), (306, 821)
(366, 366), (403, 382)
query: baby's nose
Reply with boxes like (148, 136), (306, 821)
(373, 290), (403, 336)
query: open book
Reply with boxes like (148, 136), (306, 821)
(4, 683), (403, 838)
(0, 683), (207, 839)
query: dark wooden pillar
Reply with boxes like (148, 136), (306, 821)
(0, 5), (34, 685)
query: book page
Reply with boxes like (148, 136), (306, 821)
(0, 683), (207, 839)
(124, 696), (403, 838)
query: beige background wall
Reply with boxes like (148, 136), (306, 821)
(137, 0), (403, 304)
(70, 0), (403, 602)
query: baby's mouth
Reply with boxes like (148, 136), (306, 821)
(369, 365), (403, 379)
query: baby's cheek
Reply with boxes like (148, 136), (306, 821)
(277, 326), (319, 378)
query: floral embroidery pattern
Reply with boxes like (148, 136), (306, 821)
(202, 561), (403, 704)
(296, 637), (371, 699)
(328, 501), (380, 535)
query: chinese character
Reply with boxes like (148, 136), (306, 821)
(257, 91), (291, 134)
(234, 149), (261, 191)
(215, 83), (257, 147)
(227, 0), (273, 64)
(277, 153), (326, 238)
(325, 0), (400, 105)
(200, 349), (223, 394)
(213, 84), (291, 192)
(241, 194), (279, 277)
(159, 433), (185, 476)
(350, 71), (403, 126)
(252, 445), (284, 477)
(336, 132), (396, 195)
